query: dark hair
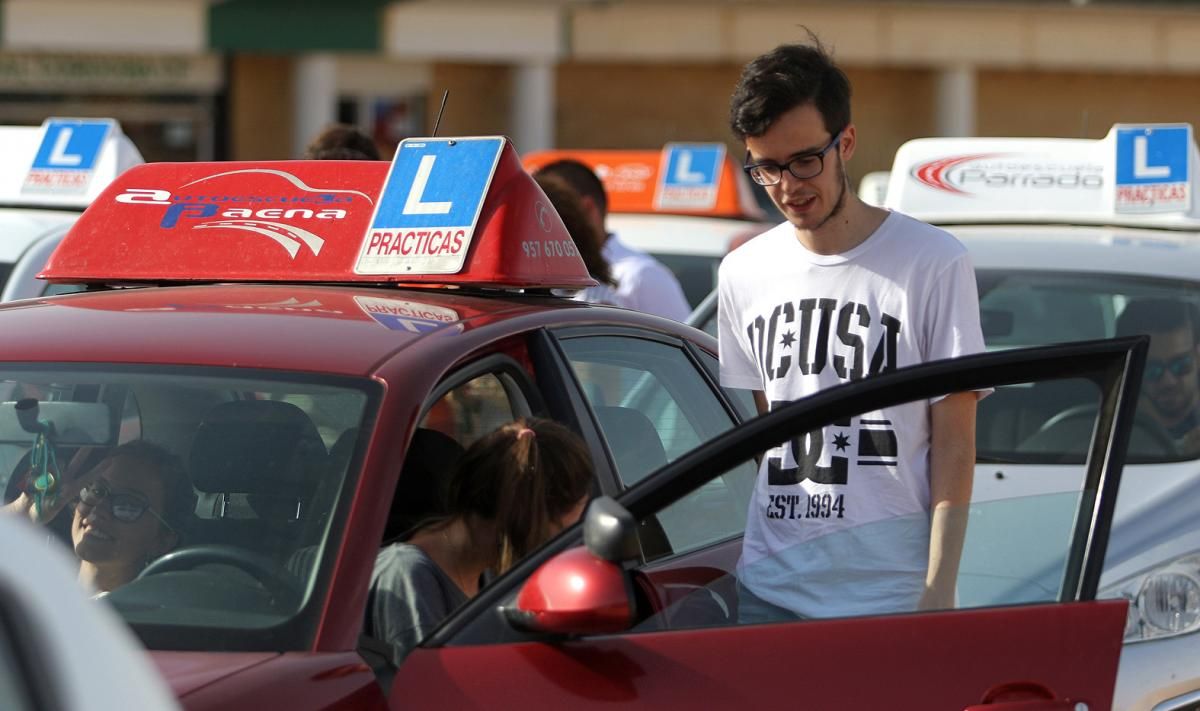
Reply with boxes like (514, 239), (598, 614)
(443, 417), (593, 573)
(729, 36), (852, 141)
(533, 159), (608, 217)
(304, 123), (381, 161)
(1116, 298), (1200, 346)
(104, 440), (195, 533)
(534, 174), (614, 285)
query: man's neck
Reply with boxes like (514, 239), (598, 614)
(793, 199), (889, 256)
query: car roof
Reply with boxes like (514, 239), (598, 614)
(949, 224), (1200, 282)
(608, 212), (769, 257)
(0, 283), (693, 376)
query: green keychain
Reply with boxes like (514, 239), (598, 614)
(29, 430), (60, 520)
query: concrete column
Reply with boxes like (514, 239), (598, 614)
(510, 60), (555, 153)
(292, 54), (339, 158)
(934, 64), (977, 137)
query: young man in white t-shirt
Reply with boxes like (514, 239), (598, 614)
(718, 40), (986, 620)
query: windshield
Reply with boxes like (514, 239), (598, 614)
(0, 365), (377, 652)
(976, 270), (1200, 464)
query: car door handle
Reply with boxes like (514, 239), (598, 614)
(964, 703), (1086, 711)
(964, 682), (1090, 711)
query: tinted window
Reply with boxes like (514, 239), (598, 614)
(977, 270), (1200, 463)
(560, 335), (755, 556)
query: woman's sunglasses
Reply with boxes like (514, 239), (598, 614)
(77, 480), (172, 530)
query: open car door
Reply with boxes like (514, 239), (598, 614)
(391, 338), (1145, 710)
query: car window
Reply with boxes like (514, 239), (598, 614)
(0, 367), (376, 653)
(420, 372), (519, 449)
(625, 378), (1106, 634)
(559, 335), (756, 558)
(977, 270), (1200, 463)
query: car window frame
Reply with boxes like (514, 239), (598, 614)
(426, 336), (1146, 649)
(417, 352), (542, 447)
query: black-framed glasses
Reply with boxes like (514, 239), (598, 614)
(743, 129), (844, 186)
(78, 480), (172, 530)
(1145, 352), (1196, 382)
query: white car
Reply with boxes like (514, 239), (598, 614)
(690, 123), (1200, 711)
(524, 144), (775, 308)
(0, 118), (143, 301)
(0, 514), (180, 710)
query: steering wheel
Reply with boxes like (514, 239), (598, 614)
(1034, 403), (1178, 457)
(137, 544), (302, 608)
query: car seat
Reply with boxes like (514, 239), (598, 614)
(382, 427), (465, 544)
(187, 399), (328, 559)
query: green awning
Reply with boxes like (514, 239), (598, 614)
(209, 0), (389, 52)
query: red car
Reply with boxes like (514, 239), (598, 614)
(0, 137), (1141, 709)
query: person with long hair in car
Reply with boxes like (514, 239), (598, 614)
(3, 440), (194, 595)
(365, 417), (593, 672)
(534, 172), (623, 306)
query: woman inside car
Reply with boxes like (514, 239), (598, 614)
(3, 440), (195, 595)
(366, 417), (594, 674)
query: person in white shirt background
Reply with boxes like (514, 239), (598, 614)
(533, 159), (692, 322)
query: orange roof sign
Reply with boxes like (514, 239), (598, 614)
(524, 143), (766, 220)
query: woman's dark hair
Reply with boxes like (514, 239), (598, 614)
(104, 440), (195, 534)
(443, 417), (594, 573)
(533, 159), (609, 216)
(534, 174), (615, 285)
(729, 35), (851, 141)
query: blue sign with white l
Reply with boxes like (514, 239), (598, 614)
(23, 118), (115, 195)
(357, 136), (505, 275)
(31, 119), (112, 171)
(1114, 125), (1192, 214)
(656, 143), (725, 210)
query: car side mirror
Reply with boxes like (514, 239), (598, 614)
(503, 497), (639, 635)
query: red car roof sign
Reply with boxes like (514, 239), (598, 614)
(42, 138), (595, 291)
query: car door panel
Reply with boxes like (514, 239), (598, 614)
(394, 338), (1145, 710)
(397, 600), (1124, 709)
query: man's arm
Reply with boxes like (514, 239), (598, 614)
(752, 390), (768, 415)
(920, 391), (977, 611)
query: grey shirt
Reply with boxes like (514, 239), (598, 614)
(366, 543), (468, 670)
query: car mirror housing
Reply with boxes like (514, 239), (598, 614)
(582, 495), (640, 563)
(503, 546), (634, 636)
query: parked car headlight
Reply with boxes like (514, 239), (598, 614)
(1103, 553), (1200, 642)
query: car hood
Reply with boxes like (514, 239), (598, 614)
(150, 651), (279, 697)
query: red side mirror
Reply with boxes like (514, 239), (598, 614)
(504, 546), (633, 635)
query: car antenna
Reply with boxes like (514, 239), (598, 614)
(431, 90), (450, 137)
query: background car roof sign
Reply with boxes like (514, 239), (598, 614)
(0, 118), (143, 209)
(523, 146), (767, 220)
(42, 144), (596, 291)
(886, 123), (1200, 230)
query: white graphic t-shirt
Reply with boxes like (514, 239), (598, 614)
(717, 211), (986, 618)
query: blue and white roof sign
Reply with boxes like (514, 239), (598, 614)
(1114, 124), (1192, 214)
(22, 118), (115, 195)
(356, 136), (504, 275)
(655, 143), (725, 210)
